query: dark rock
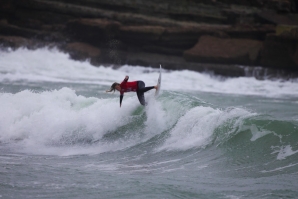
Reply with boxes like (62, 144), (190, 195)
(184, 36), (263, 65)
(1, 0), (298, 78)
(0, 35), (31, 49)
(142, 45), (184, 56)
(160, 25), (229, 48)
(0, 20), (66, 42)
(261, 29), (298, 70)
(118, 24), (230, 55)
(62, 42), (102, 65)
(119, 26), (165, 45)
(66, 18), (121, 46)
(257, 11), (298, 25)
(121, 50), (246, 77)
(0, 0), (15, 19)
(0, 19), (43, 38)
(226, 24), (276, 40)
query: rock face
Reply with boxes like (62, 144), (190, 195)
(62, 42), (101, 65)
(0, 0), (298, 78)
(261, 28), (298, 70)
(184, 36), (263, 65)
(66, 19), (121, 46)
(0, 35), (31, 48)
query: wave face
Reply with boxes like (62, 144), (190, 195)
(1, 48), (298, 199)
(1, 87), (297, 174)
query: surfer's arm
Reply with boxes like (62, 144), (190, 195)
(121, 76), (129, 83)
(120, 90), (124, 107)
(120, 76), (129, 87)
(119, 76), (128, 107)
(120, 94), (123, 107)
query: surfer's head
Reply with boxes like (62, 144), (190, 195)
(106, 82), (120, 93)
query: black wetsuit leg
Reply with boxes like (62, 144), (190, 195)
(136, 81), (155, 106)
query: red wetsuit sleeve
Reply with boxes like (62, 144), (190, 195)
(119, 76), (138, 107)
(120, 77), (128, 95)
(119, 76), (129, 107)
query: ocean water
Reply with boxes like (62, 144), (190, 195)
(0, 48), (298, 199)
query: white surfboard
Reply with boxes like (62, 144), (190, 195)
(155, 65), (162, 96)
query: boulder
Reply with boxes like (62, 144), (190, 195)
(226, 24), (276, 40)
(160, 25), (229, 48)
(0, 20), (65, 42)
(261, 29), (298, 70)
(118, 26), (165, 45)
(276, 24), (298, 35)
(63, 42), (101, 65)
(257, 11), (298, 25)
(183, 35), (263, 65)
(0, 0), (15, 18)
(0, 35), (31, 48)
(119, 24), (230, 54)
(0, 20), (42, 38)
(66, 18), (121, 47)
(1, 0), (298, 77)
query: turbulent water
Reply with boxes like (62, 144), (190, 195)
(0, 48), (298, 199)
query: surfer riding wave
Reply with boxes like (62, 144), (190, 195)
(106, 76), (158, 107)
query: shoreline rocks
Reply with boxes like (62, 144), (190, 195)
(184, 36), (263, 65)
(1, 0), (298, 78)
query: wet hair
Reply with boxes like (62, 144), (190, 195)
(106, 82), (120, 93)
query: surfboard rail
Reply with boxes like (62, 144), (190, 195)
(155, 65), (162, 96)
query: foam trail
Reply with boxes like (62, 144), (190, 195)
(275, 145), (298, 160)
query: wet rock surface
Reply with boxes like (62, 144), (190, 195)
(1, 0), (298, 78)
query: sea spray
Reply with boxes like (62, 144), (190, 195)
(1, 48), (298, 97)
(1, 48), (298, 199)
(0, 88), (140, 154)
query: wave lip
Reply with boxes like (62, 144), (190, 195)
(158, 106), (255, 151)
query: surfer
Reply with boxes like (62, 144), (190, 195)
(106, 76), (157, 107)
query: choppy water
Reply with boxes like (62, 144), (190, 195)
(0, 48), (298, 199)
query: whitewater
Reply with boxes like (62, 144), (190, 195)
(0, 47), (298, 199)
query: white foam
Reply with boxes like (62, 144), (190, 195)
(1, 48), (298, 98)
(250, 124), (272, 141)
(0, 87), (143, 155)
(158, 106), (254, 151)
(261, 162), (298, 173)
(143, 95), (168, 135)
(274, 145), (298, 160)
(0, 47), (124, 85)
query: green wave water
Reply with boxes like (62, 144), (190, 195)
(1, 48), (298, 199)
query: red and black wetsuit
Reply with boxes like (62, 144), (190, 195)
(120, 77), (154, 106)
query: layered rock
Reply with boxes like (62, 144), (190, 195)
(0, 35), (31, 48)
(184, 36), (263, 65)
(0, 0), (298, 78)
(62, 42), (101, 65)
(261, 27), (298, 70)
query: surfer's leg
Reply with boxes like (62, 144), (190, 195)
(136, 81), (155, 106)
(136, 81), (146, 106)
(137, 81), (155, 93)
(137, 91), (146, 106)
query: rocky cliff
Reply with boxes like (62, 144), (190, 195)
(1, 0), (298, 78)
